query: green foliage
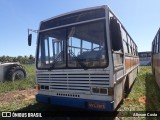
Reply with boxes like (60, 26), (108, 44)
(0, 55), (35, 64)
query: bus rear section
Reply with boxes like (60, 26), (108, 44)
(32, 5), (139, 111)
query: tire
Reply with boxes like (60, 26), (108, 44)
(7, 65), (27, 81)
(123, 77), (129, 99)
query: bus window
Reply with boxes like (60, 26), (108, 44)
(157, 35), (159, 53)
(110, 17), (123, 51)
(123, 41), (128, 53)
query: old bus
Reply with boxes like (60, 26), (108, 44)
(152, 28), (160, 88)
(28, 5), (139, 111)
(138, 51), (151, 66)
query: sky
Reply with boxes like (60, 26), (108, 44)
(0, 0), (160, 57)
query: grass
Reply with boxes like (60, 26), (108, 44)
(119, 66), (160, 120)
(119, 66), (160, 111)
(118, 66), (160, 120)
(0, 98), (36, 111)
(0, 64), (36, 93)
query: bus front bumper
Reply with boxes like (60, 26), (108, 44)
(36, 94), (114, 111)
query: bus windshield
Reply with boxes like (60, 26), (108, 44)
(36, 20), (108, 69)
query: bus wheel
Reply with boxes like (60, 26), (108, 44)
(123, 77), (129, 99)
(137, 67), (139, 74)
(153, 69), (156, 79)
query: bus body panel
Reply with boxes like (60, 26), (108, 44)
(109, 9), (139, 109)
(152, 28), (160, 88)
(36, 94), (114, 111)
(36, 68), (114, 111)
(113, 76), (124, 108)
(152, 53), (160, 88)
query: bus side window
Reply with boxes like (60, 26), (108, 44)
(157, 34), (159, 53)
(152, 42), (154, 54)
(154, 38), (157, 54)
(110, 17), (123, 51)
(110, 17), (123, 67)
(123, 41), (128, 53)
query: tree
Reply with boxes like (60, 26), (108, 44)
(0, 55), (35, 64)
(1, 55), (6, 62)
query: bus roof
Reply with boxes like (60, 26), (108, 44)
(38, 5), (137, 48)
(41, 5), (109, 23)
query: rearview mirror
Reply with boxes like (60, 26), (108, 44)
(28, 34), (32, 46)
(110, 17), (123, 51)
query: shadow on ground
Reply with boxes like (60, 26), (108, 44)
(145, 73), (160, 120)
(15, 103), (118, 120)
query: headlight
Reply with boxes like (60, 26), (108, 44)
(92, 87), (108, 94)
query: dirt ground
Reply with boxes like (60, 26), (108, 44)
(0, 89), (37, 104)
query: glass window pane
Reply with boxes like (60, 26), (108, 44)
(121, 28), (127, 42)
(37, 20), (108, 69)
(123, 41), (128, 53)
(40, 8), (105, 30)
(68, 20), (107, 68)
(37, 28), (66, 69)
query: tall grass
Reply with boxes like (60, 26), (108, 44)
(0, 64), (36, 93)
(119, 66), (160, 111)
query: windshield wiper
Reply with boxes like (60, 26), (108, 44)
(48, 51), (63, 70)
(69, 51), (88, 70)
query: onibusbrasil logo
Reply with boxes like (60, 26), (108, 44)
(1, 112), (42, 118)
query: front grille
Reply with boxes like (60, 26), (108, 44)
(37, 72), (110, 92)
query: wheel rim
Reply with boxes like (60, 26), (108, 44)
(14, 70), (25, 79)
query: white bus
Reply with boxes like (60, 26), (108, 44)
(138, 51), (151, 66)
(28, 5), (139, 111)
